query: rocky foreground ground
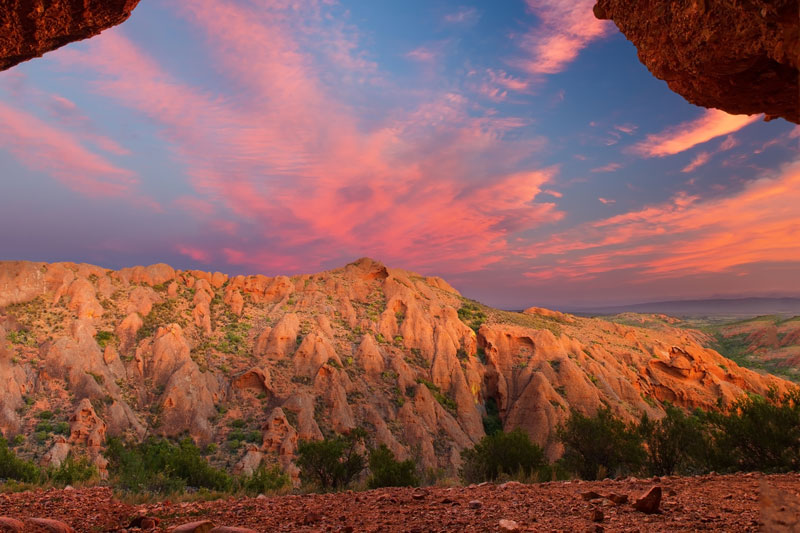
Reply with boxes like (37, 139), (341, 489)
(3, 472), (800, 532)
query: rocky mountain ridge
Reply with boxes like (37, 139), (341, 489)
(0, 259), (790, 483)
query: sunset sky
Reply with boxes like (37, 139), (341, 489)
(0, 0), (798, 309)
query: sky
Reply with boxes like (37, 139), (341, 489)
(0, 0), (798, 310)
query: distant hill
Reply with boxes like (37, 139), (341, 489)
(573, 297), (800, 320)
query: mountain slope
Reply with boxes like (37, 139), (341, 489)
(0, 259), (790, 482)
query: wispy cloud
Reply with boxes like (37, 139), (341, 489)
(443, 6), (480, 25)
(592, 162), (622, 173)
(682, 152), (711, 173)
(523, 160), (800, 279)
(631, 109), (760, 158)
(55, 0), (558, 275)
(516, 0), (612, 75)
(0, 101), (138, 198)
(406, 46), (437, 63)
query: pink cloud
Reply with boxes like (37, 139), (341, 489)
(592, 162), (622, 173)
(631, 109), (760, 158)
(516, 0), (613, 75)
(444, 7), (479, 25)
(487, 69), (529, 92)
(57, 1), (557, 276)
(682, 152), (711, 173)
(178, 245), (212, 263)
(614, 123), (637, 135)
(406, 46), (437, 63)
(523, 161), (800, 280)
(0, 101), (137, 197)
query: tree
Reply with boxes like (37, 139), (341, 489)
(295, 429), (366, 490)
(240, 463), (290, 495)
(704, 388), (800, 473)
(104, 436), (232, 494)
(639, 404), (706, 476)
(48, 455), (98, 487)
(367, 444), (419, 488)
(557, 407), (644, 480)
(0, 437), (40, 483)
(460, 428), (546, 483)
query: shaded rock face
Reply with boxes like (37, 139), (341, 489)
(0, 259), (790, 476)
(594, 0), (800, 123)
(0, 0), (141, 72)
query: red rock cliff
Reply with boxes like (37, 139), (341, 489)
(0, 0), (140, 71)
(594, 0), (800, 123)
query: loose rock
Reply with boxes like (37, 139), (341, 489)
(26, 518), (76, 533)
(0, 517), (24, 533)
(633, 485), (662, 514)
(170, 521), (215, 533)
(498, 518), (520, 532)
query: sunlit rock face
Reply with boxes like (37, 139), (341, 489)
(594, 0), (799, 124)
(0, 0), (141, 71)
(0, 258), (790, 475)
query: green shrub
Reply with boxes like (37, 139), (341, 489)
(228, 429), (246, 442)
(415, 379), (457, 412)
(5, 329), (35, 346)
(367, 445), (419, 489)
(460, 429), (546, 483)
(295, 430), (366, 490)
(482, 397), (503, 436)
(458, 301), (487, 333)
(94, 331), (116, 348)
(105, 437), (232, 494)
(557, 407), (645, 480)
(245, 431), (262, 444)
(48, 456), (97, 487)
(702, 388), (800, 473)
(35, 421), (53, 433)
(0, 437), (40, 482)
(639, 404), (706, 476)
(240, 464), (290, 495)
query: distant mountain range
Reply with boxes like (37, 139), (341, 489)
(570, 297), (800, 319)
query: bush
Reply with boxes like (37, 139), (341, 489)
(105, 437), (232, 494)
(702, 388), (800, 473)
(48, 455), (97, 487)
(295, 430), (366, 490)
(460, 429), (546, 483)
(94, 331), (116, 348)
(0, 437), (40, 483)
(482, 397), (503, 436)
(367, 445), (419, 489)
(639, 405), (706, 476)
(240, 464), (290, 495)
(458, 301), (487, 333)
(557, 407), (645, 480)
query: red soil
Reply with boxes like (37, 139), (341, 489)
(2, 472), (799, 532)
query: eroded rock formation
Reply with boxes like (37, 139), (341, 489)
(0, 258), (791, 479)
(0, 0), (141, 71)
(594, 0), (800, 123)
